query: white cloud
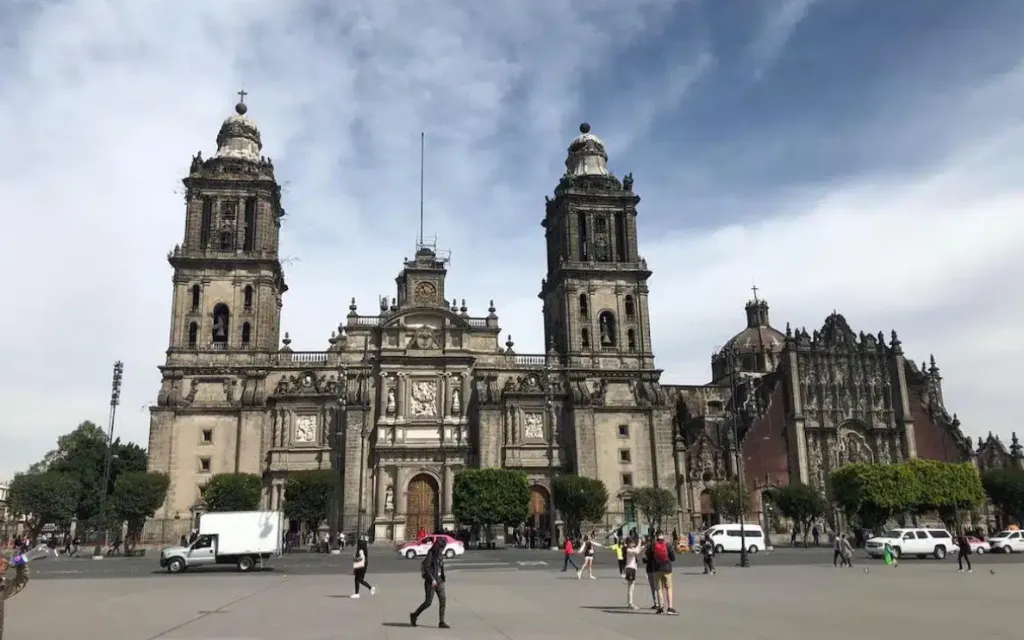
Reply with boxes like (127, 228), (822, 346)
(748, 0), (820, 78)
(0, 0), (1021, 481)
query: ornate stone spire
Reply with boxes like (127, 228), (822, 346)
(564, 122), (609, 177)
(215, 92), (263, 162)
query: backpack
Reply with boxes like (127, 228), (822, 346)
(653, 540), (669, 565)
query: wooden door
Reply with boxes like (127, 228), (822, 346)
(406, 474), (439, 539)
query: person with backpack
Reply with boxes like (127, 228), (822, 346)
(575, 535), (601, 580)
(701, 531), (716, 575)
(410, 538), (449, 629)
(350, 538), (375, 598)
(561, 538), (578, 572)
(651, 531), (677, 615)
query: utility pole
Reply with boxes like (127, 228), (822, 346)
(329, 364), (348, 553)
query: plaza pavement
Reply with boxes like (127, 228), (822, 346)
(5, 560), (1019, 639)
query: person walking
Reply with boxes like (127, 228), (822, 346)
(651, 532), (677, 615)
(701, 531), (716, 575)
(410, 538), (449, 629)
(882, 540), (897, 568)
(957, 535), (973, 573)
(561, 537), (579, 572)
(624, 537), (643, 610)
(643, 536), (660, 610)
(839, 534), (854, 567)
(350, 538), (375, 598)
(833, 534), (843, 567)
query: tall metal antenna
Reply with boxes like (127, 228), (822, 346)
(418, 132), (425, 247)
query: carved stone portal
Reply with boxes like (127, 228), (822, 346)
(410, 380), (438, 417)
(524, 413), (545, 440)
(294, 415), (317, 443)
(837, 427), (873, 465)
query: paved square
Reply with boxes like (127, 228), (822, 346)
(4, 562), (1019, 639)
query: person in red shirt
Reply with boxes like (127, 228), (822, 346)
(561, 538), (578, 572)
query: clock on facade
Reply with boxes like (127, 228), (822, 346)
(414, 281), (437, 305)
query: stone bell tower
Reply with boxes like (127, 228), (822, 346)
(539, 123), (656, 370)
(165, 94), (287, 355)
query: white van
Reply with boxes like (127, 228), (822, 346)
(704, 524), (766, 554)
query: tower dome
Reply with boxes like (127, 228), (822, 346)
(215, 99), (263, 163)
(565, 122), (609, 177)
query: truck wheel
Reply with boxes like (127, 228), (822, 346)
(237, 556), (255, 572)
(748, 545), (759, 554)
(167, 558), (186, 573)
(1003, 545), (1012, 554)
(933, 546), (946, 560)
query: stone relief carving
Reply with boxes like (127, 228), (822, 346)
(410, 326), (437, 349)
(523, 413), (545, 440)
(384, 486), (394, 513)
(294, 415), (317, 443)
(410, 380), (438, 417)
(386, 387), (396, 414)
(808, 435), (825, 487)
(274, 371), (339, 397)
(837, 427), (873, 465)
(876, 434), (891, 463)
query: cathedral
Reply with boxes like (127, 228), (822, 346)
(147, 98), (987, 541)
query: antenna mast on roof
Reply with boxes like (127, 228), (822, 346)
(418, 132), (425, 247)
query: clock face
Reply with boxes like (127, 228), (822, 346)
(414, 281), (437, 304)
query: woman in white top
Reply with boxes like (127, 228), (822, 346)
(576, 535), (603, 580)
(624, 537), (644, 610)
(350, 538), (376, 598)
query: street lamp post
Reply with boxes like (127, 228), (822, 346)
(94, 361), (124, 559)
(544, 344), (559, 549)
(722, 346), (764, 568)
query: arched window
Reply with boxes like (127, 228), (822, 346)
(188, 322), (198, 348)
(243, 286), (253, 310)
(578, 293), (589, 318)
(190, 285), (201, 312)
(598, 311), (617, 348)
(212, 303), (230, 345)
(627, 328), (636, 352)
(241, 322), (251, 347)
(581, 327), (591, 349)
(624, 295), (635, 317)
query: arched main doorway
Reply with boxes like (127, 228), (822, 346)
(527, 485), (550, 530)
(406, 474), (440, 539)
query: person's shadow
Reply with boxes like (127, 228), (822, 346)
(381, 622), (414, 628)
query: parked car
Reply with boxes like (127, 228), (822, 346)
(703, 524), (766, 554)
(864, 528), (956, 559)
(987, 530), (1024, 554)
(964, 536), (988, 555)
(396, 534), (464, 559)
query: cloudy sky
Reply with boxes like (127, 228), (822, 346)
(1, 0), (1022, 481)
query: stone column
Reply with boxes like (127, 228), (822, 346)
(440, 374), (450, 419)
(461, 375), (471, 416)
(397, 374), (407, 420)
(375, 465), (387, 516)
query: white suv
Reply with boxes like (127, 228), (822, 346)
(988, 530), (1024, 553)
(865, 528), (957, 559)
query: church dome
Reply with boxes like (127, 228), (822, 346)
(215, 101), (263, 162)
(722, 299), (785, 356)
(565, 122), (609, 177)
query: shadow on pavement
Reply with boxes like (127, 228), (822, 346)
(381, 622), (415, 628)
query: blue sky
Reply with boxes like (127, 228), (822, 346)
(1, 0), (1022, 480)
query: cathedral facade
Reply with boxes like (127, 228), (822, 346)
(147, 99), (978, 541)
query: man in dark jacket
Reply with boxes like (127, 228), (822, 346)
(410, 538), (450, 629)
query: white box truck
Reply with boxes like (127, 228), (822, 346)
(159, 511), (283, 573)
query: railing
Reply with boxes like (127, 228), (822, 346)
(281, 351), (329, 364)
(348, 315), (381, 327)
(467, 318), (489, 328)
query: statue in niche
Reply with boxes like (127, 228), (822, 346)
(600, 314), (614, 346)
(451, 388), (461, 416)
(384, 486), (394, 513)
(386, 387), (396, 414)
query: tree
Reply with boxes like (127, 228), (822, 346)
(630, 487), (677, 532)
(982, 468), (1024, 526)
(828, 462), (920, 531)
(904, 459), (985, 528)
(709, 480), (752, 522)
(28, 421), (148, 524)
(7, 472), (80, 537)
(452, 469), (531, 538)
(112, 472), (170, 552)
(202, 473), (262, 512)
(766, 483), (826, 546)
(283, 470), (335, 531)
(552, 475), (608, 538)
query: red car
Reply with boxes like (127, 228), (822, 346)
(396, 534), (464, 559)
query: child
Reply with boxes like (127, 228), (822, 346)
(611, 539), (625, 578)
(883, 541), (897, 567)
